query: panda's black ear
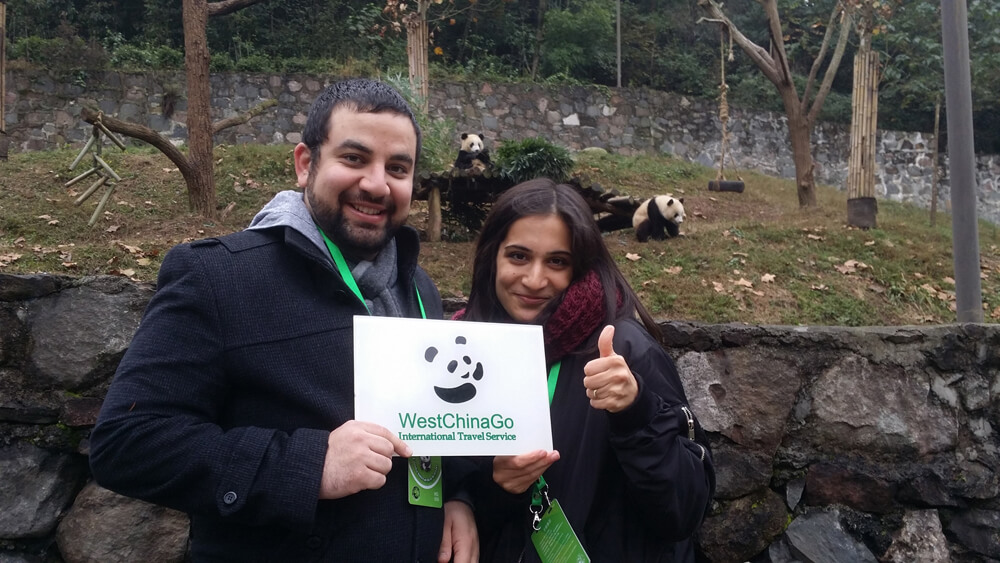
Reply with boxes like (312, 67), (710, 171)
(679, 197), (685, 204)
(479, 133), (485, 139)
(461, 133), (469, 140)
(666, 198), (674, 206)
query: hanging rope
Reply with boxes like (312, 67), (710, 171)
(716, 27), (743, 184)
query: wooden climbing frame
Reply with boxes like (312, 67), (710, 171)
(65, 113), (128, 226)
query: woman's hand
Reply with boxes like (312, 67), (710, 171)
(492, 450), (560, 494)
(583, 325), (639, 413)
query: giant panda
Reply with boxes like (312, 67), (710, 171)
(453, 133), (492, 172)
(632, 195), (685, 242)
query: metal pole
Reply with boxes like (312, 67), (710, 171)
(1, 1), (8, 160)
(940, 0), (983, 323)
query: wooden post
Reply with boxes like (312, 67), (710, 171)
(428, 186), (442, 242)
(847, 16), (879, 229)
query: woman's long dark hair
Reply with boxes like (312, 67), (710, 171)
(463, 178), (661, 340)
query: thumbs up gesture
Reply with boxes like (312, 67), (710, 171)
(583, 325), (639, 413)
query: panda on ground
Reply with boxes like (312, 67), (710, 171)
(632, 195), (686, 242)
(453, 133), (492, 172)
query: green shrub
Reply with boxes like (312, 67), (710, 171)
(495, 137), (575, 184)
(153, 47), (185, 69)
(9, 36), (106, 69)
(234, 54), (271, 73)
(210, 53), (236, 71)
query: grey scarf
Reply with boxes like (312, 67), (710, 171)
(352, 239), (406, 317)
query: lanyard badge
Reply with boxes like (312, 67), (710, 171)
(530, 476), (590, 562)
(528, 363), (590, 562)
(407, 456), (443, 508)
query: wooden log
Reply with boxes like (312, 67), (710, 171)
(708, 180), (745, 192)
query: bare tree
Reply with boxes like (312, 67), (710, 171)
(698, 0), (853, 208)
(83, 0), (270, 219)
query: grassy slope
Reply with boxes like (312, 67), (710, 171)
(1, 145), (998, 326)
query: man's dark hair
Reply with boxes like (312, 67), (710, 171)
(301, 78), (422, 166)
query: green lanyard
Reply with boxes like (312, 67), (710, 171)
(546, 361), (561, 405)
(318, 227), (426, 319)
(531, 360), (562, 526)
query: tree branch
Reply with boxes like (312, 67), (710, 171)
(208, 0), (266, 17)
(808, 8), (853, 124)
(803, 2), (844, 108)
(212, 99), (277, 134)
(697, 0), (781, 84)
(80, 107), (196, 187)
(758, 0), (795, 88)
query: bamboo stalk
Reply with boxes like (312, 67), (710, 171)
(95, 120), (127, 150)
(93, 154), (123, 181)
(74, 175), (107, 206)
(867, 52), (878, 198)
(88, 182), (117, 227)
(69, 131), (97, 170)
(65, 167), (99, 188)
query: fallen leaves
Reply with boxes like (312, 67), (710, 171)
(0, 253), (23, 266)
(625, 253), (641, 262)
(918, 283), (956, 305)
(834, 260), (871, 275)
(803, 227), (826, 242)
(115, 241), (144, 255)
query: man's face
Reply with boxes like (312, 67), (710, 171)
(294, 106), (417, 260)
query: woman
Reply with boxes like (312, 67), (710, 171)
(456, 178), (715, 562)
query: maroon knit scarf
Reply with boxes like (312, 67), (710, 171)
(453, 270), (610, 364)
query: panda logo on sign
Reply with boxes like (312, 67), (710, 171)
(424, 336), (484, 404)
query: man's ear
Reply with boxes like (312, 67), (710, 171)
(293, 143), (312, 188)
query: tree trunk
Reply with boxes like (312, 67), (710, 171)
(784, 103), (817, 208)
(183, 0), (218, 218)
(531, 0), (546, 80)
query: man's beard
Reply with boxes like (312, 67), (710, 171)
(305, 178), (401, 260)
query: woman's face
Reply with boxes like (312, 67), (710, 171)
(494, 214), (574, 323)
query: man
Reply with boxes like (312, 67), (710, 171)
(90, 79), (478, 562)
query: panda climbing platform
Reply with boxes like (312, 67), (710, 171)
(65, 115), (128, 227)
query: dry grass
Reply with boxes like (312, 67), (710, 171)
(2, 145), (998, 326)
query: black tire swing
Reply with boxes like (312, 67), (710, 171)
(707, 27), (746, 194)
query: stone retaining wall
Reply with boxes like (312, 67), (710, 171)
(1, 273), (997, 562)
(4, 70), (999, 224)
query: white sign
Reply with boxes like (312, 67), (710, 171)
(354, 316), (553, 456)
